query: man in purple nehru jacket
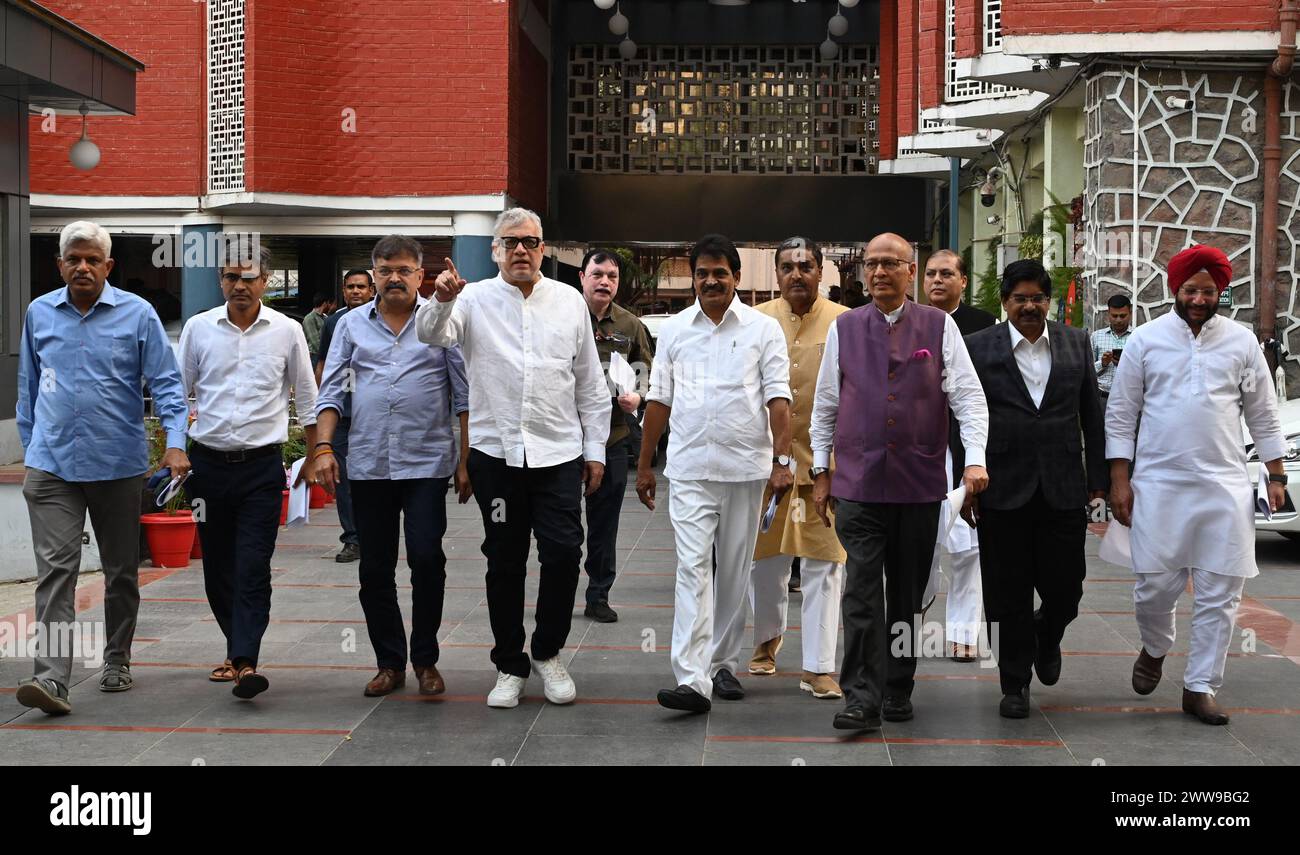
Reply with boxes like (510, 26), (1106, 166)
(810, 233), (989, 732)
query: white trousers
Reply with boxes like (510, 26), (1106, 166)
(1133, 568), (1246, 696)
(923, 545), (983, 646)
(749, 555), (843, 673)
(668, 478), (766, 697)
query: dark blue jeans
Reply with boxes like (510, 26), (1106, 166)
(584, 438), (628, 606)
(187, 447), (284, 668)
(333, 419), (359, 546)
(349, 477), (449, 670)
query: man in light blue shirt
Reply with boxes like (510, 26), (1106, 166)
(14, 221), (189, 715)
(308, 235), (469, 698)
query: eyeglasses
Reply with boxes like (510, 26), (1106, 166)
(375, 266), (420, 279)
(863, 258), (908, 272)
(500, 236), (542, 251)
(1179, 287), (1218, 300)
(1007, 294), (1051, 306)
(220, 272), (262, 284)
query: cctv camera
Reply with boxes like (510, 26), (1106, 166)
(979, 179), (997, 208)
(1165, 96), (1193, 111)
(986, 215), (1001, 225)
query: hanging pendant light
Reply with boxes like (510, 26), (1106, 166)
(69, 103), (101, 171)
(609, 5), (629, 35)
(829, 12), (849, 37)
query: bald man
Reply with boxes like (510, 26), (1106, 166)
(810, 233), (989, 731)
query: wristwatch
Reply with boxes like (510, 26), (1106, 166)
(1268, 473), (1289, 486)
(810, 466), (829, 478)
(773, 454), (791, 467)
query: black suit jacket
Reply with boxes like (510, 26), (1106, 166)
(964, 321), (1108, 511)
(947, 302), (998, 484)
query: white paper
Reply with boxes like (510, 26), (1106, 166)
(1098, 521), (1133, 568)
(1256, 466), (1273, 521)
(154, 471), (191, 508)
(760, 493), (779, 533)
(285, 458), (310, 528)
(942, 484), (967, 538)
(608, 351), (638, 397)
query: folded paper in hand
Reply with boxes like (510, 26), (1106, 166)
(1256, 467), (1273, 522)
(942, 484), (966, 538)
(286, 457), (310, 528)
(1098, 521), (1132, 568)
(761, 493), (779, 533)
(608, 351), (638, 397)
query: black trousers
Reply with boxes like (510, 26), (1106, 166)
(834, 499), (940, 711)
(467, 449), (584, 678)
(583, 438), (628, 606)
(349, 477), (449, 670)
(187, 447), (283, 668)
(977, 489), (1087, 694)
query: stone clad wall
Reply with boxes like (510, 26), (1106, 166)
(1083, 66), (1300, 390)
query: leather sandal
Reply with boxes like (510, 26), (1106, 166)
(210, 660), (237, 682)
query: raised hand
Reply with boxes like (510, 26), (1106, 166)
(434, 257), (467, 303)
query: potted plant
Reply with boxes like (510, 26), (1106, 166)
(140, 419), (197, 568)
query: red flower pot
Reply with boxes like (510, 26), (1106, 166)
(309, 483), (328, 509)
(191, 532), (203, 559)
(280, 490), (290, 525)
(140, 513), (196, 569)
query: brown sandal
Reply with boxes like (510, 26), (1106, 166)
(209, 660), (236, 682)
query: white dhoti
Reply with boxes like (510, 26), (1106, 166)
(922, 448), (983, 646)
(750, 555), (843, 673)
(1133, 568), (1246, 696)
(668, 478), (766, 697)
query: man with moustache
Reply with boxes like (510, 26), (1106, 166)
(1109, 245), (1286, 725)
(418, 208), (609, 710)
(15, 221), (190, 714)
(921, 249), (997, 662)
(180, 240), (318, 700)
(962, 259), (1107, 718)
(810, 233), (988, 731)
(579, 248), (655, 623)
(639, 234), (793, 713)
(747, 237), (849, 700)
(309, 236), (468, 697)
(314, 269), (377, 564)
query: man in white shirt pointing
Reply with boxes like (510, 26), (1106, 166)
(417, 208), (610, 710)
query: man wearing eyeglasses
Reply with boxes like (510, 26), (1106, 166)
(179, 240), (318, 701)
(962, 259), (1107, 719)
(810, 233), (989, 731)
(1108, 244), (1286, 726)
(417, 208), (610, 710)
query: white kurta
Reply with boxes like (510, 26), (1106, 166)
(1105, 312), (1285, 578)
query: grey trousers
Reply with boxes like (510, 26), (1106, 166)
(22, 468), (143, 688)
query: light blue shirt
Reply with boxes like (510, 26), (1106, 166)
(17, 284), (189, 483)
(316, 296), (469, 481)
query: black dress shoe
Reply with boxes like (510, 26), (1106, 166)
(999, 686), (1031, 719)
(712, 668), (744, 700)
(584, 601), (618, 623)
(1034, 611), (1062, 686)
(335, 543), (360, 563)
(657, 685), (711, 713)
(833, 706), (882, 731)
(882, 695), (913, 722)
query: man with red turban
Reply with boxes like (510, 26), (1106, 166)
(1106, 244), (1287, 725)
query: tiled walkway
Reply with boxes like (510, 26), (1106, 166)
(2, 481), (1298, 765)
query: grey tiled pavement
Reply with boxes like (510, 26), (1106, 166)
(2, 477), (1299, 766)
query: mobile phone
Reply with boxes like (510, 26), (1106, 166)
(1111, 348), (1122, 362)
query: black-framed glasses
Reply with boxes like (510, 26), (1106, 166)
(863, 258), (908, 272)
(500, 236), (542, 251)
(1008, 294), (1051, 306)
(375, 266), (420, 279)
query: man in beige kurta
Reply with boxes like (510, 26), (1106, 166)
(748, 237), (848, 699)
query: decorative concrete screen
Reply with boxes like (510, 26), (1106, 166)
(566, 44), (880, 176)
(208, 0), (246, 193)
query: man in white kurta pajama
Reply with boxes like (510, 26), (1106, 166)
(1107, 244), (1287, 726)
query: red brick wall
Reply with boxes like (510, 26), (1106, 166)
(245, 0), (512, 197)
(896, 0), (917, 136)
(918, 0), (945, 110)
(878, 0), (898, 160)
(506, 2), (548, 213)
(1002, 1), (1280, 35)
(954, 0), (982, 59)
(27, 1), (205, 196)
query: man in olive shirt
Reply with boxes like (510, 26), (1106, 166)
(580, 248), (654, 622)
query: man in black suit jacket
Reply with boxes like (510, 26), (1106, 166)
(922, 250), (998, 661)
(964, 259), (1108, 718)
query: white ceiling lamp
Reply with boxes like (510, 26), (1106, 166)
(609, 4), (628, 35)
(828, 11), (849, 37)
(69, 103), (100, 171)
(839, 0), (860, 7)
(594, 0), (617, 10)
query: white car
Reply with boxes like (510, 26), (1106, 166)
(638, 313), (672, 346)
(1246, 396), (1300, 541)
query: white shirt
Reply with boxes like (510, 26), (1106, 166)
(415, 275), (610, 467)
(1106, 311), (1285, 578)
(810, 301), (988, 470)
(179, 303), (317, 451)
(647, 295), (792, 482)
(1008, 322), (1052, 408)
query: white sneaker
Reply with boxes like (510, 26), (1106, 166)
(531, 656), (577, 704)
(487, 672), (527, 708)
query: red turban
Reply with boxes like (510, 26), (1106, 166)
(1167, 244), (1232, 296)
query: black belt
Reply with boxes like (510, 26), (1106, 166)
(191, 441), (282, 464)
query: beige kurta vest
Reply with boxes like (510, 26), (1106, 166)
(752, 296), (848, 563)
